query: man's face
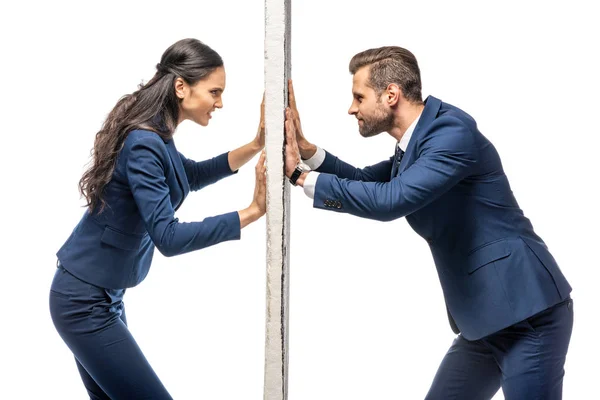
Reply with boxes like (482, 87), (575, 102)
(348, 66), (393, 137)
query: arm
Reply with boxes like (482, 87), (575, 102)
(128, 138), (260, 257)
(284, 109), (393, 198)
(312, 117), (478, 221)
(180, 152), (237, 192)
(313, 149), (394, 182)
(227, 140), (263, 172)
(181, 96), (265, 189)
(228, 94), (265, 171)
(286, 79), (392, 183)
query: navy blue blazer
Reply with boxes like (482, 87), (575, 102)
(313, 96), (571, 340)
(57, 129), (241, 289)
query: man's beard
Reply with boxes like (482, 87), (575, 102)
(358, 103), (394, 137)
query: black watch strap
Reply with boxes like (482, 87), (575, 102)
(289, 165), (304, 186)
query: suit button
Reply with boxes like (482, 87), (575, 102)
(335, 201), (342, 208)
(324, 200), (330, 207)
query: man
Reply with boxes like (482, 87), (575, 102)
(283, 46), (573, 399)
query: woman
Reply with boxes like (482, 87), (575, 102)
(49, 38), (266, 399)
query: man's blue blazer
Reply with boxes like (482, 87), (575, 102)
(313, 96), (571, 340)
(57, 130), (241, 289)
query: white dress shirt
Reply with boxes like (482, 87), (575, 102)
(301, 113), (422, 199)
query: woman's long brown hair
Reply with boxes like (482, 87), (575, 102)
(79, 38), (223, 212)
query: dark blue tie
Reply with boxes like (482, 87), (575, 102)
(391, 145), (405, 179)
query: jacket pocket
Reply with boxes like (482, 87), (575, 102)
(100, 226), (144, 251)
(467, 239), (512, 274)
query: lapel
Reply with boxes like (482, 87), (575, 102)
(396, 95), (443, 175)
(164, 139), (190, 210)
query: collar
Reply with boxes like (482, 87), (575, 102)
(397, 111), (422, 152)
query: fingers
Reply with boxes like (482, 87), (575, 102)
(285, 86), (303, 138)
(285, 110), (296, 146)
(254, 151), (266, 199)
(285, 111), (301, 163)
(285, 109), (292, 136)
(259, 93), (266, 131)
(288, 79), (297, 110)
(258, 151), (266, 180)
(256, 150), (266, 174)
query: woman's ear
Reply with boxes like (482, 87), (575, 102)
(174, 77), (187, 100)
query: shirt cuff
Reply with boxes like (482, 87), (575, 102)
(303, 146), (326, 170)
(302, 172), (319, 199)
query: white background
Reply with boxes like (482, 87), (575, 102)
(0, 0), (598, 398)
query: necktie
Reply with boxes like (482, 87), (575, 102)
(391, 145), (405, 179)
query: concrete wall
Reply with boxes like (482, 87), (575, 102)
(264, 0), (291, 399)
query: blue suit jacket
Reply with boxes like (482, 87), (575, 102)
(57, 130), (241, 289)
(313, 96), (571, 340)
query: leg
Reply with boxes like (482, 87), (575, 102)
(70, 310), (171, 400)
(50, 267), (172, 399)
(75, 358), (111, 400)
(425, 335), (502, 400)
(73, 307), (130, 400)
(485, 298), (574, 400)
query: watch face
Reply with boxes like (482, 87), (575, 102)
(290, 166), (303, 185)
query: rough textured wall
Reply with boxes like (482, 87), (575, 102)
(263, 0), (291, 399)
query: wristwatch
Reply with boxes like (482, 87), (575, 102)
(289, 163), (305, 186)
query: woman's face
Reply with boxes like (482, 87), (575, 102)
(177, 66), (226, 126)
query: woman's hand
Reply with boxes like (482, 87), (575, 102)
(228, 95), (265, 172)
(252, 150), (267, 216)
(238, 151), (266, 229)
(253, 94), (265, 149)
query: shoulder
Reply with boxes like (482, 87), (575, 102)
(124, 129), (166, 148)
(427, 113), (475, 142)
(122, 129), (170, 159)
(420, 110), (479, 156)
(122, 130), (171, 171)
(437, 101), (478, 131)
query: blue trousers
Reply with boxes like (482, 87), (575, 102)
(426, 297), (574, 400)
(49, 265), (172, 400)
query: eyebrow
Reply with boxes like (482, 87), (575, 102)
(353, 92), (363, 98)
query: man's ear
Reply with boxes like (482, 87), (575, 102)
(174, 77), (187, 100)
(386, 83), (401, 107)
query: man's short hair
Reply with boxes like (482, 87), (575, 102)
(349, 46), (423, 103)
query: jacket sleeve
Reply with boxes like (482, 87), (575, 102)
(316, 151), (393, 182)
(179, 151), (237, 192)
(313, 116), (478, 221)
(127, 137), (240, 257)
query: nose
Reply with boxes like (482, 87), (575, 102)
(348, 104), (357, 115)
(215, 100), (223, 109)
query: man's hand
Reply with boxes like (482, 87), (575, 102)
(285, 107), (301, 179)
(288, 79), (317, 160)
